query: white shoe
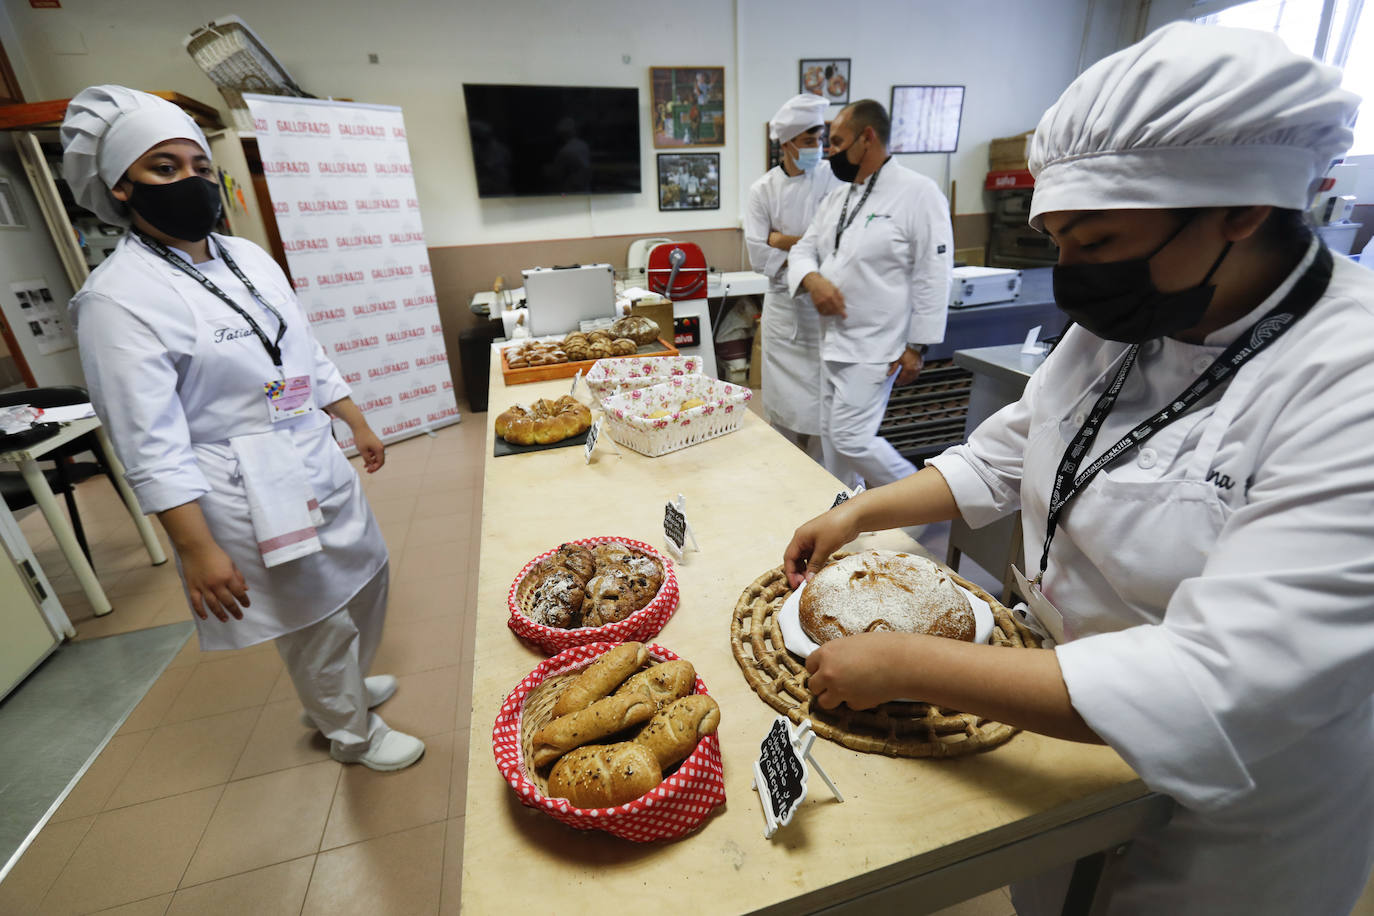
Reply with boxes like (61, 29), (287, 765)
(300, 675), (398, 728)
(331, 727), (425, 772)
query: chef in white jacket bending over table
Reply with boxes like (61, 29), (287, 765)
(62, 86), (424, 772)
(788, 98), (953, 489)
(784, 24), (1374, 914)
(744, 94), (841, 455)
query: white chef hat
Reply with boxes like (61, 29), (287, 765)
(60, 85), (211, 226)
(1028, 22), (1359, 231)
(769, 94), (829, 143)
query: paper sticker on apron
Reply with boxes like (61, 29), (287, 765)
(264, 375), (313, 422)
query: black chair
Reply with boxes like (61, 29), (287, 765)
(0, 386), (120, 565)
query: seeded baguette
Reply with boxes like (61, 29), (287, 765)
(551, 643), (649, 718)
(614, 660), (696, 710)
(634, 694), (720, 768)
(546, 742), (662, 809)
(531, 692), (655, 768)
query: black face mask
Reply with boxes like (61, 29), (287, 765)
(127, 176), (222, 242)
(1052, 215), (1234, 343)
(827, 135), (866, 183)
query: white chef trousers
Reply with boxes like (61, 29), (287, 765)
(274, 563), (389, 754)
(820, 359), (916, 489)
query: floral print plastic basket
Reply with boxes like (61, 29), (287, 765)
(601, 376), (753, 457)
(584, 355), (706, 405)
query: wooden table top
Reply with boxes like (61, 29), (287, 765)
(461, 364), (1145, 914)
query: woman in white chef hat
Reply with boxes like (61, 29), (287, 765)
(744, 93), (841, 455)
(783, 23), (1374, 913)
(62, 86), (425, 771)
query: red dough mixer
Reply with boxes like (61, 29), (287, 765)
(646, 241), (707, 301)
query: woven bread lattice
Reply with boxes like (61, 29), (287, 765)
(730, 555), (1043, 758)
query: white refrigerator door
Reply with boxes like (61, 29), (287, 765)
(0, 537), (59, 702)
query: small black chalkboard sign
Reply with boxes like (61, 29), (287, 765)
(664, 500), (687, 552)
(584, 417), (601, 463)
(757, 718), (807, 831)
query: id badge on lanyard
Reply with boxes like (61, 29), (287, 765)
(264, 375), (313, 423)
(1012, 564), (1068, 644)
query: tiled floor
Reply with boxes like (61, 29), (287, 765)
(0, 419), (482, 916)
(4, 411), (1372, 916)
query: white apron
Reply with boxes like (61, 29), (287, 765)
(760, 289), (823, 435)
(929, 247), (1374, 914)
(1013, 341), (1374, 914)
(72, 235), (387, 651)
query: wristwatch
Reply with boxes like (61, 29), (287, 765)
(906, 343), (929, 356)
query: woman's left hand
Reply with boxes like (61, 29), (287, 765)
(355, 427), (385, 473)
(805, 632), (913, 710)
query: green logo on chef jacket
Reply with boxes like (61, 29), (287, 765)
(865, 213), (892, 226)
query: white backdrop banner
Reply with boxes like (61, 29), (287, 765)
(243, 94), (459, 449)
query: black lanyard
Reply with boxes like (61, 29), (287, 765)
(835, 158), (887, 249)
(133, 231), (287, 370)
(1037, 242), (1333, 582)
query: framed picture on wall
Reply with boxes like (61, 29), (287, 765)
(800, 59), (850, 105)
(889, 85), (966, 153)
(650, 67), (725, 148)
(765, 121), (832, 171)
(658, 153), (720, 211)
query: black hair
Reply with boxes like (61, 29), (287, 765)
(1169, 206), (1313, 250)
(842, 99), (891, 146)
(1261, 207), (1314, 248)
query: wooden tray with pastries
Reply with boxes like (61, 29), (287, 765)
(499, 318), (680, 385)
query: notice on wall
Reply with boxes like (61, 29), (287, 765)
(244, 94), (460, 449)
(9, 279), (74, 355)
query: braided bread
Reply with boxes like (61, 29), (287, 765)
(496, 395), (592, 446)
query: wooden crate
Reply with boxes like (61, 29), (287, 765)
(500, 338), (680, 385)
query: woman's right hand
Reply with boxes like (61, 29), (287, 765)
(783, 504), (860, 589)
(181, 542), (250, 622)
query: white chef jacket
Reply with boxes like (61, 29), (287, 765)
(744, 161), (841, 293)
(70, 233), (388, 650)
(928, 241), (1374, 914)
(787, 160), (953, 364)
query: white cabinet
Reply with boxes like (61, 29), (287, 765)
(0, 532), (59, 702)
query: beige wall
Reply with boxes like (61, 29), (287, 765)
(0, 0), (1132, 403)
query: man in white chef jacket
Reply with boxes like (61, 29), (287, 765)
(744, 94), (841, 455)
(788, 99), (953, 489)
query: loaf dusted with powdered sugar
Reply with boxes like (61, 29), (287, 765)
(798, 550), (974, 644)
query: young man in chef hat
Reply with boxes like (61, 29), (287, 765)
(744, 94), (841, 457)
(783, 22), (1374, 914)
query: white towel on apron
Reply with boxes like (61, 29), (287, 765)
(230, 430), (324, 567)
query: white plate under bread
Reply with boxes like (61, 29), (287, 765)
(778, 579), (995, 660)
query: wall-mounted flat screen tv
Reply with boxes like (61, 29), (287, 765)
(462, 84), (642, 197)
